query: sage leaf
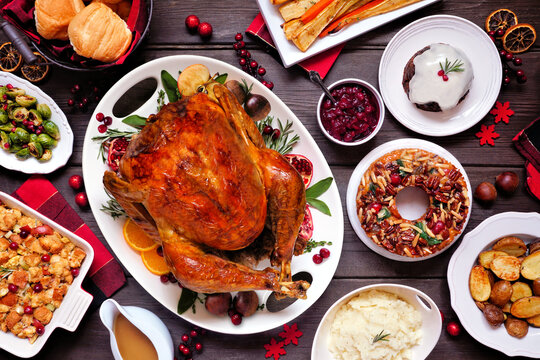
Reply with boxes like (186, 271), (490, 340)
(214, 73), (228, 84)
(305, 177), (333, 199)
(306, 197), (331, 216)
(161, 70), (179, 103)
(177, 288), (198, 314)
(122, 115), (147, 128)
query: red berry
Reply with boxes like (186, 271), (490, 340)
(74, 84), (80, 92)
(78, 102), (85, 110)
(6, 83), (13, 89)
(198, 22), (213, 38)
(265, 81), (274, 90)
(178, 344), (186, 351)
(68, 175), (83, 190)
(235, 33), (243, 41)
(513, 57), (522, 66)
(312, 254), (323, 264)
(98, 124), (108, 133)
(263, 125), (273, 135)
(233, 43), (239, 51)
(190, 330), (198, 337)
(182, 347), (190, 356)
(10, 127), (15, 133)
(503, 76), (511, 85)
(3, 143), (9, 149)
(249, 60), (258, 69)
(103, 116), (113, 126)
(75, 192), (88, 207)
(390, 173), (401, 186)
(437, 69), (444, 76)
(33, 283), (43, 293)
(516, 69), (525, 77)
(96, 113), (104, 122)
(432, 221), (445, 235)
(231, 313), (242, 325)
(160, 274), (169, 283)
(499, 49), (507, 57)
(181, 334), (189, 342)
(168, 273), (177, 283)
(446, 321), (461, 336)
(319, 248), (330, 259)
(41, 254), (50, 262)
(505, 53), (514, 61)
(8, 284), (18, 293)
(517, 75), (527, 84)
(239, 58), (247, 66)
(195, 342), (203, 352)
(82, 97), (89, 105)
(495, 28), (504, 37)
(489, 35), (495, 42)
(185, 15), (200, 32)
(488, 30), (495, 36)
(24, 306), (33, 314)
(67, 99), (75, 107)
(236, 41), (245, 49)
(71, 268), (80, 277)
(258, 67), (266, 76)
(35, 324), (45, 335)
(368, 203), (382, 213)
(245, 51), (251, 59)
(272, 129), (280, 139)
(239, 49), (247, 58)
(9, 241), (18, 250)
(93, 86), (100, 94)
(442, 75), (449, 81)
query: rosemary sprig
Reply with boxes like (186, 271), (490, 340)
(439, 58), (465, 75)
(0, 267), (14, 280)
(240, 79), (253, 97)
(91, 129), (137, 162)
(372, 330), (390, 344)
(257, 116), (300, 155)
(157, 89), (166, 112)
(100, 193), (126, 219)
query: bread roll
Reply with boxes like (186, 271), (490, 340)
(68, 2), (132, 63)
(34, 0), (85, 40)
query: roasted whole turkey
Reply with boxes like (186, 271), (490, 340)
(104, 83), (310, 299)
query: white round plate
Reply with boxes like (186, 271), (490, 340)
(448, 212), (540, 358)
(311, 283), (442, 360)
(378, 15), (501, 136)
(0, 73), (73, 174)
(346, 138), (472, 262)
(82, 55), (344, 334)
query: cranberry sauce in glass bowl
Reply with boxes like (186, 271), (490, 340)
(317, 79), (384, 146)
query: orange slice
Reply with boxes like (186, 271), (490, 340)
(485, 9), (518, 34)
(141, 247), (169, 275)
(502, 23), (537, 54)
(0, 42), (22, 73)
(20, 53), (49, 83)
(123, 218), (158, 252)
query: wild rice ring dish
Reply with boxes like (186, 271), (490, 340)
(356, 148), (470, 258)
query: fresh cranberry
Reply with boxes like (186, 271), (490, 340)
(513, 57), (522, 66)
(258, 67), (266, 76)
(495, 28), (504, 37)
(78, 102), (85, 111)
(6, 83), (13, 89)
(8, 284), (18, 293)
(499, 49), (507, 57)
(231, 313), (242, 325)
(182, 347), (191, 356)
(505, 53), (514, 61)
(24, 306), (33, 314)
(96, 113), (104, 122)
(198, 22), (213, 38)
(93, 86), (100, 94)
(442, 75), (449, 81)
(233, 43), (239, 51)
(263, 125), (273, 135)
(446, 321), (461, 336)
(178, 344), (186, 352)
(9, 241), (18, 250)
(33, 283), (43, 293)
(390, 173), (401, 186)
(75, 192), (88, 207)
(239, 49), (247, 58)
(517, 75), (527, 84)
(71, 268), (80, 277)
(98, 124), (108, 133)
(236, 41), (245, 49)
(265, 81), (274, 90)
(10, 127), (15, 132)
(103, 116), (113, 126)
(503, 76), (511, 85)
(82, 97), (89, 105)
(235, 33), (243, 41)
(160, 274), (169, 283)
(168, 273), (177, 283)
(41, 254), (50, 262)
(181, 334), (189, 342)
(185, 15), (200, 32)
(249, 60), (258, 69)
(239, 58), (247, 66)
(516, 69), (525, 77)
(36, 324), (45, 335)
(67, 98), (75, 107)
(3, 143), (9, 149)
(190, 330), (198, 337)
(272, 129), (280, 140)
(432, 221), (445, 235)
(488, 30), (495, 36)
(437, 70), (444, 76)
(319, 248), (330, 258)
(244, 51), (251, 59)
(68, 175), (84, 190)
(73, 84), (81, 92)
(195, 343), (203, 352)
(368, 203), (382, 213)
(312, 253), (323, 264)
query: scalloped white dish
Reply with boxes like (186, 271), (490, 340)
(0, 73), (73, 174)
(346, 138), (471, 262)
(311, 283), (442, 360)
(0, 192), (94, 358)
(448, 212), (540, 358)
(379, 15), (501, 136)
(81, 55), (344, 334)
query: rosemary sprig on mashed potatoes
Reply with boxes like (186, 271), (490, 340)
(372, 330), (391, 344)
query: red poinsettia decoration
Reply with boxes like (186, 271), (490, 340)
(264, 338), (286, 360)
(490, 101), (514, 124)
(476, 124), (500, 146)
(279, 323), (303, 346)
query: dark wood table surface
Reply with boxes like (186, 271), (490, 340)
(1, 0), (539, 359)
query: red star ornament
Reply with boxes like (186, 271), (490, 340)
(279, 323), (303, 346)
(476, 124), (500, 146)
(264, 338), (286, 360)
(490, 101), (514, 124)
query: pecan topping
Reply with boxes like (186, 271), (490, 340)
(427, 175), (440, 189)
(434, 193), (449, 203)
(385, 184), (397, 196)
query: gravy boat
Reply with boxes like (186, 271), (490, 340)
(99, 299), (174, 360)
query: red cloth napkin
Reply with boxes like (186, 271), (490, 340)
(513, 117), (540, 201)
(11, 175), (126, 301)
(247, 13), (344, 79)
(0, 0), (147, 68)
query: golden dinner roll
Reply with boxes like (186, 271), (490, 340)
(34, 0), (85, 40)
(91, 0), (118, 12)
(68, 2), (132, 63)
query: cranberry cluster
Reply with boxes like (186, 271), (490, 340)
(262, 124), (280, 140)
(68, 174), (88, 207)
(176, 328), (205, 360)
(67, 81), (102, 112)
(487, 30), (527, 86)
(185, 15), (212, 38)
(95, 112), (113, 133)
(312, 247), (330, 264)
(233, 33), (274, 90)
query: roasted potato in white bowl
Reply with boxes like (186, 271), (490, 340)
(448, 212), (540, 358)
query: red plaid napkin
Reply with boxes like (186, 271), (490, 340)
(11, 175), (126, 303)
(247, 13), (344, 79)
(513, 116), (540, 201)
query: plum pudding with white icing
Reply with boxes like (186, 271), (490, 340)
(402, 43), (473, 112)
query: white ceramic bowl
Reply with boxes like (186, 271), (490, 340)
(448, 212), (540, 358)
(0, 192), (94, 358)
(317, 78), (385, 146)
(311, 283), (442, 360)
(0, 73), (73, 174)
(346, 138), (472, 261)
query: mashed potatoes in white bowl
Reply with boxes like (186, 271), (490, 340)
(311, 284), (441, 360)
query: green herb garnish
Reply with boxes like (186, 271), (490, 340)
(0, 267), (14, 280)
(257, 116), (300, 155)
(157, 89), (166, 112)
(377, 207), (391, 222)
(214, 73), (228, 84)
(372, 330), (390, 344)
(177, 288), (199, 315)
(100, 193), (127, 219)
(439, 58), (465, 75)
(415, 222), (441, 245)
(306, 177), (333, 216)
(91, 128), (137, 162)
(161, 70), (179, 103)
(369, 182), (378, 195)
(122, 115), (147, 129)
(303, 240), (333, 253)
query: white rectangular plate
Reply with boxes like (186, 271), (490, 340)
(256, 0), (441, 68)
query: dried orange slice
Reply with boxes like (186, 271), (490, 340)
(20, 53), (49, 83)
(485, 9), (518, 34)
(123, 218), (158, 252)
(503, 23), (537, 54)
(0, 42), (22, 73)
(141, 247), (169, 275)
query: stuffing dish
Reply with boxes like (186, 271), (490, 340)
(0, 202), (86, 343)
